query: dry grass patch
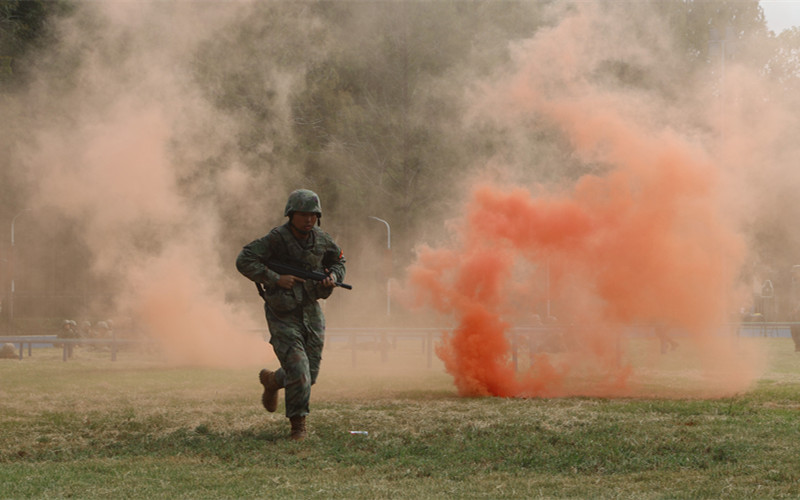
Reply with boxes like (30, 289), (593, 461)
(1, 339), (799, 498)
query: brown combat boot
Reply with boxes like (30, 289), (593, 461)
(289, 416), (307, 441)
(258, 369), (280, 413)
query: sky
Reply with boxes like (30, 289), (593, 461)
(761, 0), (800, 33)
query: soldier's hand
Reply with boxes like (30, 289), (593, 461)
(277, 274), (305, 289)
(321, 270), (336, 288)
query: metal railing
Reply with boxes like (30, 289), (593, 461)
(0, 335), (152, 361)
(3, 322), (795, 364)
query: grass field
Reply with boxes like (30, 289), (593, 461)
(1, 336), (799, 499)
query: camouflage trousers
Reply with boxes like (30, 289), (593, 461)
(264, 302), (325, 418)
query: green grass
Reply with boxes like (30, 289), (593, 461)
(1, 339), (799, 498)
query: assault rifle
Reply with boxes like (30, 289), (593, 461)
(255, 260), (352, 300)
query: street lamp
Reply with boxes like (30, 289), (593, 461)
(9, 208), (32, 326)
(368, 216), (391, 316)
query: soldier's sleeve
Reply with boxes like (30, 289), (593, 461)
(322, 239), (346, 283)
(236, 234), (281, 286)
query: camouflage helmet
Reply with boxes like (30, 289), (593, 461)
(284, 189), (322, 218)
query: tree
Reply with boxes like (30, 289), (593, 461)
(765, 27), (800, 97)
(0, 0), (70, 89)
(288, 1), (548, 258)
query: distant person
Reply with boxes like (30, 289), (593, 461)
(791, 306), (800, 353)
(59, 319), (79, 338)
(96, 320), (112, 338)
(0, 343), (17, 359)
(58, 319), (79, 357)
(236, 189), (347, 441)
(80, 320), (93, 338)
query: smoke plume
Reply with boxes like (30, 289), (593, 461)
(12, 2), (272, 366)
(406, 2), (771, 398)
(3, 1), (794, 388)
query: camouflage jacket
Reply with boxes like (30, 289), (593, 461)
(236, 223), (346, 314)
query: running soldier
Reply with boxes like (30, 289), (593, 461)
(236, 189), (346, 440)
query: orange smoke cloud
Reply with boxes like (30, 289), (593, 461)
(123, 247), (265, 367)
(411, 168), (756, 397)
(407, 5), (762, 398)
(14, 0), (274, 368)
(28, 93), (267, 368)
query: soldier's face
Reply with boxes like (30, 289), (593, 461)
(291, 211), (318, 233)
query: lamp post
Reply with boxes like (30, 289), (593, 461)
(9, 209), (32, 326)
(368, 216), (391, 316)
(0, 257), (5, 322)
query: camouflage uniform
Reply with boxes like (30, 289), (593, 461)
(236, 190), (345, 419)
